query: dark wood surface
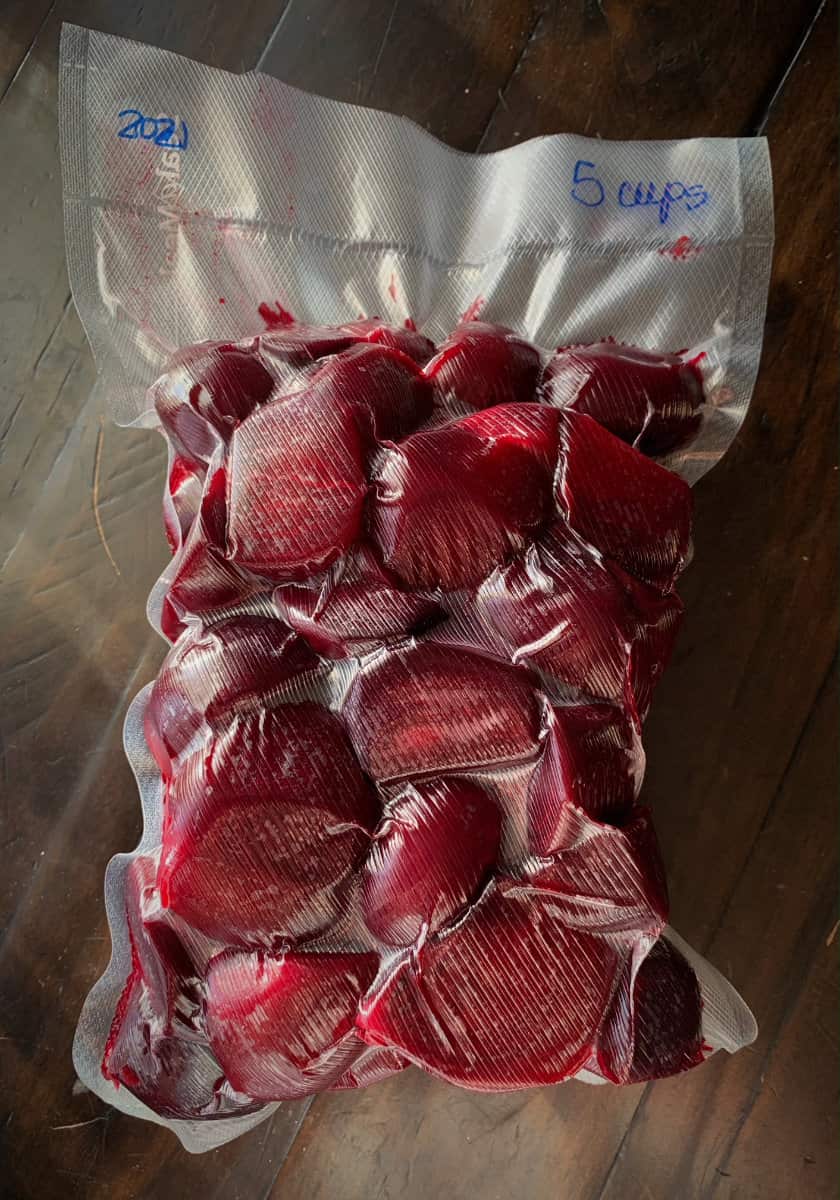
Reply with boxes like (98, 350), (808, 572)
(0, 2), (836, 1197)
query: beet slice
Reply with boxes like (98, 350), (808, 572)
(597, 937), (705, 1083)
(205, 948), (379, 1100)
(542, 340), (705, 456)
(273, 546), (442, 659)
(342, 319), (436, 365)
(154, 343), (275, 464)
(165, 464), (261, 625)
(306, 341), (434, 442)
(521, 805), (669, 934)
(159, 704), (378, 945)
(344, 642), (543, 781)
(144, 614), (322, 777)
(361, 778), (501, 945)
(556, 410), (693, 591)
(478, 536), (631, 701)
(259, 323), (363, 366)
(102, 857), (257, 1120)
(424, 321), (542, 411)
(370, 404), (559, 590)
(612, 566), (685, 720)
(226, 391), (367, 579)
(259, 319), (434, 371)
(361, 887), (620, 1089)
(527, 703), (643, 844)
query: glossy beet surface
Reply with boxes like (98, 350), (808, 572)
(106, 321), (710, 1119)
(370, 404), (559, 589)
(159, 704), (378, 945)
(361, 778), (502, 945)
(425, 322), (542, 411)
(542, 340), (705, 456)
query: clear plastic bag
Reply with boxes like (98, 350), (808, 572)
(60, 24), (773, 1152)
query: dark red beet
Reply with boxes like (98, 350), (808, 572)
(259, 323), (364, 366)
(205, 948), (379, 1100)
(556, 411), (693, 591)
(166, 465), (260, 623)
(226, 391), (367, 579)
(597, 937), (704, 1083)
(542, 341), (705, 456)
(102, 857), (257, 1120)
(527, 703), (643, 846)
(159, 704), (377, 945)
(424, 321), (542, 411)
(361, 887), (620, 1088)
(344, 643), (543, 781)
(522, 805), (668, 934)
(273, 547), (442, 659)
(342, 319), (436, 365)
(144, 615), (322, 777)
(329, 1047), (410, 1090)
(154, 343), (275, 463)
(261, 319), (434, 368)
(159, 596), (186, 644)
(159, 700), (376, 945)
(478, 536), (631, 702)
(613, 566), (684, 720)
(361, 778), (501, 945)
(307, 342), (434, 441)
(370, 404), (559, 589)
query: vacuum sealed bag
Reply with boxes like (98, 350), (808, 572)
(60, 25), (773, 1151)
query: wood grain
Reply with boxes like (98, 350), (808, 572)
(0, 1), (836, 1198)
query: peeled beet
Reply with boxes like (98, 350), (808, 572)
(273, 547), (442, 659)
(425, 322), (542, 411)
(144, 615), (322, 777)
(542, 340), (705, 456)
(258, 318), (434, 372)
(102, 857), (255, 1120)
(361, 778), (502, 945)
(343, 318), (436, 365)
(159, 704), (378, 945)
(597, 937), (704, 1083)
(259, 323), (363, 366)
(527, 703), (643, 846)
(556, 410), (693, 591)
(361, 886), (620, 1088)
(370, 404), (559, 589)
(614, 566), (684, 720)
(165, 464), (260, 626)
(154, 342), (275, 464)
(478, 535), (632, 702)
(307, 342), (434, 442)
(205, 948), (379, 1100)
(226, 391), (367, 578)
(522, 805), (668, 934)
(344, 642), (543, 781)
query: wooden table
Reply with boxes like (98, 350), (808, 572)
(1, 3), (837, 1197)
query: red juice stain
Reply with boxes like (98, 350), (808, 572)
(258, 301), (295, 329)
(659, 236), (699, 261)
(388, 273), (398, 303)
(219, 297), (226, 304)
(460, 296), (485, 323)
(404, 317), (417, 331)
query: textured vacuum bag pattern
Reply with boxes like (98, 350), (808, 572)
(60, 26), (771, 1152)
